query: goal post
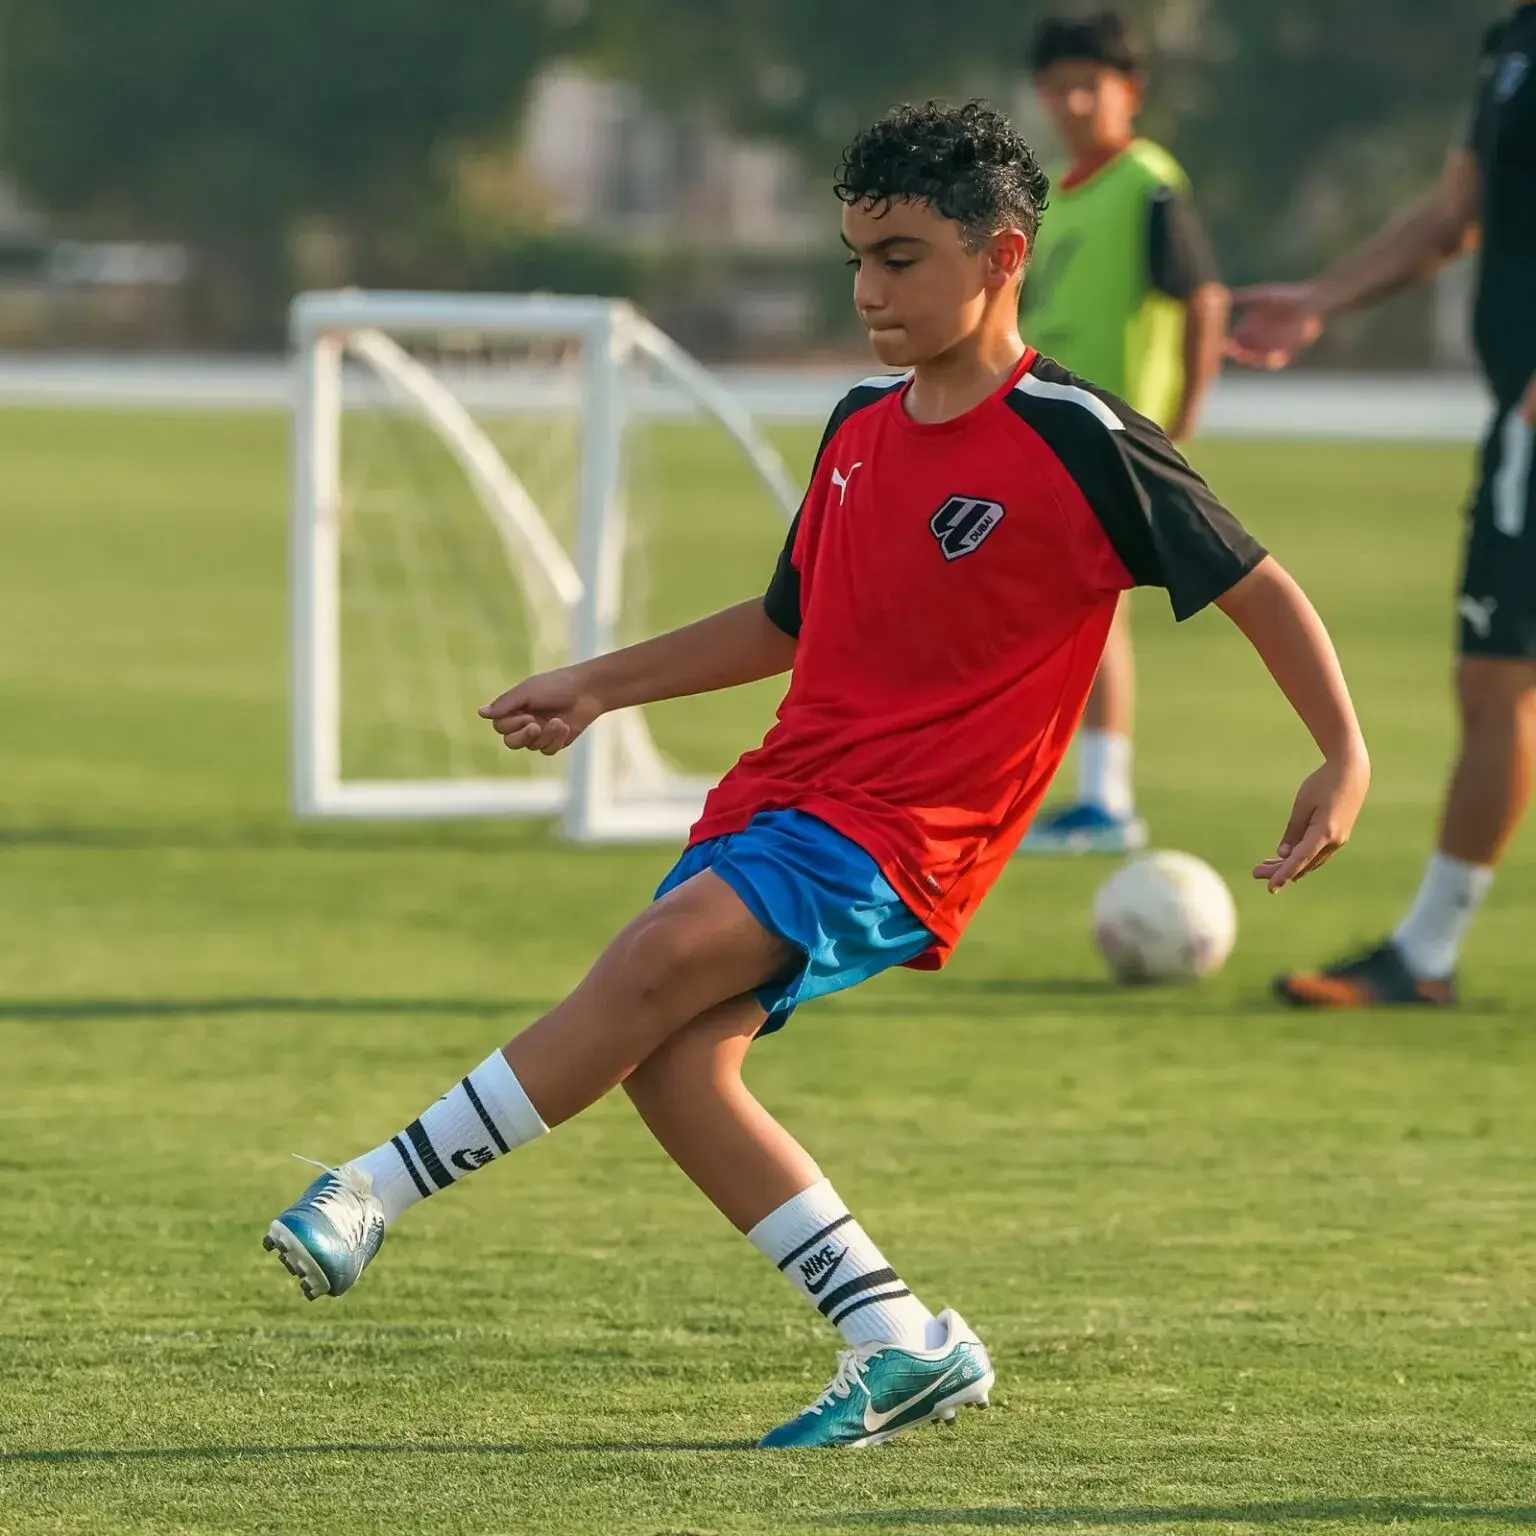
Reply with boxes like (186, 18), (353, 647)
(288, 289), (801, 841)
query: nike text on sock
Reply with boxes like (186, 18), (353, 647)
(349, 1049), (548, 1224)
(748, 1179), (935, 1350)
(1076, 730), (1134, 820)
(1392, 851), (1494, 980)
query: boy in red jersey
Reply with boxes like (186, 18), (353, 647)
(265, 102), (1369, 1450)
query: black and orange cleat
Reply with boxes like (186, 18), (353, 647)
(1274, 941), (1457, 1009)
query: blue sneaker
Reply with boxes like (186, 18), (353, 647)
(759, 1310), (993, 1449)
(1018, 802), (1148, 856)
(263, 1162), (385, 1300)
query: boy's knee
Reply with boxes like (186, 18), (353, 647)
(612, 912), (698, 1017)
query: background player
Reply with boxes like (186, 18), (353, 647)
(1021, 9), (1230, 853)
(1233, 2), (1536, 1007)
(264, 101), (1368, 1451)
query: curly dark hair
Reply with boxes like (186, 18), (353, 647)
(834, 101), (1051, 253)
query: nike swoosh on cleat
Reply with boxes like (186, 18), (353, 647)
(803, 1248), (848, 1295)
(863, 1358), (970, 1433)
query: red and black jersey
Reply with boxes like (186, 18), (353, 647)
(692, 349), (1265, 966)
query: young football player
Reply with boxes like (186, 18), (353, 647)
(1021, 10), (1230, 853)
(265, 101), (1369, 1450)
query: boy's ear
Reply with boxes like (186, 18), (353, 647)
(986, 229), (1030, 287)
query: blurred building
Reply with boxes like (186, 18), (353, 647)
(0, 177), (193, 349)
(521, 64), (820, 252)
(517, 65), (823, 353)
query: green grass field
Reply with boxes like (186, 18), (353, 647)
(1, 408), (1533, 1535)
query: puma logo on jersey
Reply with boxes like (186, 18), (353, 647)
(930, 495), (1006, 561)
(830, 463), (863, 505)
(1459, 594), (1499, 639)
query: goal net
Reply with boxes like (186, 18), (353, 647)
(289, 291), (801, 841)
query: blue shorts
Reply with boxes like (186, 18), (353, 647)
(654, 809), (934, 1035)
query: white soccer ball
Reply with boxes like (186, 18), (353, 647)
(1092, 850), (1237, 985)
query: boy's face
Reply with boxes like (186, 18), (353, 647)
(1033, 60), (1143, 157)
(841, 198), (1024, 368)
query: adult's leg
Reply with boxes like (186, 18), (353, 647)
(1392, 655), (1536, 978)
(1277, 410), (1536, 1004)
(1437, 656), (1536, 866)
(1395, 404), (1536, 979)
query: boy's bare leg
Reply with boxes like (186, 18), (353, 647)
(506, 871), (793, 1128)
(623, 996), (820, 1230)
(264, 872), (793, 1297)
(1025, 594), (1142, 849)
(1080, 592), (1134, 738)
(623, 999), (943, 1352)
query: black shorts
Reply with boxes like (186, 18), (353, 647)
(1459, 402), (1536, 658)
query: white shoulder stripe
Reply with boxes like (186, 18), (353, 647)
(854, 372), (910, 391)
(1013, 373), (1125, 431)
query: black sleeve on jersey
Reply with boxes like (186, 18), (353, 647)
(1007, 357), (1266, 620)
(763, 509), (804, 637)
(1147, 187), (1221, 299)
(761, 378), (902, 638)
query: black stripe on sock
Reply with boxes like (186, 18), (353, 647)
(392, 1134), (432, 1199)
(830, 1287), (912, 1328)
(405, 1119), (455, 1190)
(816, 1266), (901, 1318)
(776, 1214), (855, 1271)
(460, 1076), (510, 1155)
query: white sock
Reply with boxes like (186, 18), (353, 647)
(1076, 730), (1134, 819)
(349, 1049), (548, 1224)
(748, 1179), (937, 1351)
(1392, 853), (1494, 980)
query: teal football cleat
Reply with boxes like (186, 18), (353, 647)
(263, 1162), (385, 1300)
(759, 1309), (993, 1449)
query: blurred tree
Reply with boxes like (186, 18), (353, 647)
(583, 0), (1040, 176)
(1157, 0), (1507, 280)
(586, 0), (1507, 282)
(0, 0), (563, 341)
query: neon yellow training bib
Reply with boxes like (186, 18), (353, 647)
(1024, 138), (1190, 428)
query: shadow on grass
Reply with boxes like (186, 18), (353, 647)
(937, 978), (1122, 999)
(0, 996), (534, 1023)
(0, 821), (604, 858)
(1, 1439), (753, 1462)
(814, 1503), (1536, 1527)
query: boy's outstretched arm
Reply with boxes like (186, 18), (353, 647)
(1215, 557), (1370, 892)
(481, 599), (796, 755)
